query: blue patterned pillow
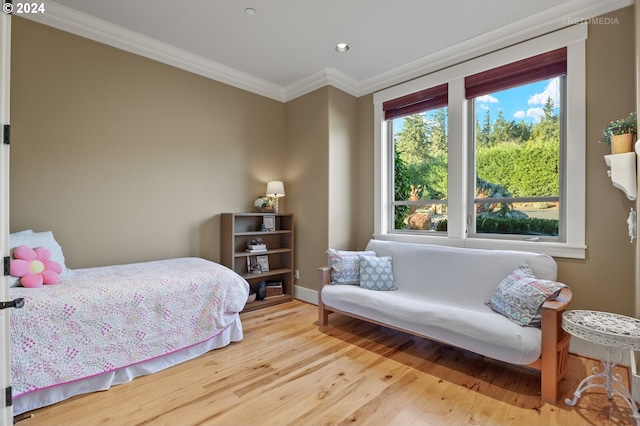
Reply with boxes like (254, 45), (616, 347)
(358, 255), (397, 291)
(489, 261), (567, 327)
(327, 249), (376, 285)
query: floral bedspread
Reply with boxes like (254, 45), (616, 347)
(10, 257), (249, 397)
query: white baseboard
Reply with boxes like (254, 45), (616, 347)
(293, 285), (318, 305)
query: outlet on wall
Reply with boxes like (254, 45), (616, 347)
(294, 270), (300, 279)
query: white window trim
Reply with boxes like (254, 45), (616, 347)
(373, 24), (587, 259)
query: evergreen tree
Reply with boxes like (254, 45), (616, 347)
(491, 111), (514, 145)
(477, 110), (491, 146)
(429, 108), (448, 155)
(531, 97), (559, 143)
(395, 114), (431, 164)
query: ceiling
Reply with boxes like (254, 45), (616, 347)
(23, 0), (632, 101)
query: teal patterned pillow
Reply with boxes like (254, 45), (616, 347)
(358, 255), (397, 291)
(489, 261), (567, 327)
(327, 249), (376, 285)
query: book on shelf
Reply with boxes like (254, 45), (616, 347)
(245, 248), (267, 253)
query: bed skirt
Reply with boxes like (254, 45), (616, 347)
(13, 314), (243, 416)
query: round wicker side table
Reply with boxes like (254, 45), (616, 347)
(562, 310), (640, 425)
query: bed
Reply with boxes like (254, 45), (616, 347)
(8, 232), (250, 415)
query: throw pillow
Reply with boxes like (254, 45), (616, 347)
(327, 249), (376, 285)
(9, 230), (74, 287)
(489, 261), (567, 327)
(10, 245), (62, 288)
(359, 255), (397, 291)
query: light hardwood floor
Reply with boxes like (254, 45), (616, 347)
(16, 300), (638, 425)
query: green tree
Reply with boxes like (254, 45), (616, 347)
(429, 108), (448, 155)
(477, 110), (492, 146)
(394, 148), (412, 229)
(530, 97), (559, 143)
(395, 114), (431, 164)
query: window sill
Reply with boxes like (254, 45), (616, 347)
(372, 232), (586, 259)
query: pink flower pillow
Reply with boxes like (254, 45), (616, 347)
(10, 245), (62, 288)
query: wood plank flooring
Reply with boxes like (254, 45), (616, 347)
(16, 300), (638, 425)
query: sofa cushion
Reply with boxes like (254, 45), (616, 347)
(321, 284), (542, 365)
(358, 255), (396, 291)
(327, 249), (376, 285)
(489, 261), (567, 327)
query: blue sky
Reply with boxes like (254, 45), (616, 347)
(475, 77), (560, 125)
(393, 77), (560, 134)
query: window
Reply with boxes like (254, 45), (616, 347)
(466, 48), (566, 240)
(373, 25), (586, 259)
(384, 84), (448, 232)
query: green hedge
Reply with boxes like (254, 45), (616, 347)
(476, 217), (559, 236)
(477, 140), (558, 197)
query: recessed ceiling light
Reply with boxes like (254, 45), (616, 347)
(335, 42), (350, 53)
(245, 7), (256, 15)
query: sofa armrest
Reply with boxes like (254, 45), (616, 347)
(539, 286), (573, 403)
(318, 266), (332, 286)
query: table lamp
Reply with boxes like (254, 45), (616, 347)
(266, 181), (285, 213)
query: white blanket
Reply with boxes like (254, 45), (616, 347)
(10, 257), (249, 399)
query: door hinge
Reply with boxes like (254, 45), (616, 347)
(2, 125), (9, 145)
(3, 256), (8, 276)
(5, 386), (11, 407)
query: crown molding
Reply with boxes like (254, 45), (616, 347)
(283, 68), (359, 102)
(22, 0), (633, 103)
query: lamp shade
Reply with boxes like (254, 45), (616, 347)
(266, 181), (285, 198)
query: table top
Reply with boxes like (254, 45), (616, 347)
(562, 310), (640, 350)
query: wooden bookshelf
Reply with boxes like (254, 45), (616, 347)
(221, 213), (293, 312)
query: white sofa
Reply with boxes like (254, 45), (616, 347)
(318, 239), (572, 403)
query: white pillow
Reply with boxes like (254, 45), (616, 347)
(9, 230), (74, 287)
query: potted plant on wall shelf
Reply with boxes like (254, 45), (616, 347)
(601, 112), (637, 154)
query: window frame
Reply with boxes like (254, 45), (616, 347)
(373, 24), (587, 259)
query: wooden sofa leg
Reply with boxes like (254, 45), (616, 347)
(318, 267), (333, 326)
(319, 306), (329, 326)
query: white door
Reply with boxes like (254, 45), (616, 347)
(0, 5), (11, 425)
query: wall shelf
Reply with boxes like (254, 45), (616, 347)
(604, 152), (637, 201)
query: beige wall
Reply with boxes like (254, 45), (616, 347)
(10, 18), (285, 268)
(10, 7), (639, 315)
(284, 87), (330, 289)
(355, 94), (375, 249)
(554, 7), (636, 315)
(328, 87), (357, 249)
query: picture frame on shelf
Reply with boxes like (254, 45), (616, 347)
(263, 215), (275, 231)
(247, 256), (263, 274)
(256, 255), (270, 272)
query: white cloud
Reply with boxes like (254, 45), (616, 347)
(477, 94), (499, 103)
(526, 107), (545, 122)
(513, 110), (525, 119)
(528, 77), (560, 106)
